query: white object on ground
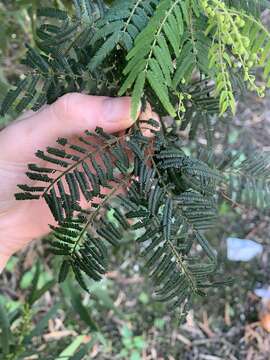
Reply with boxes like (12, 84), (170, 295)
(254, 287), (270, 299)
(226, 237), (263, 261)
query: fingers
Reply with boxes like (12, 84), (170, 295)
(0, 94), (137, 162)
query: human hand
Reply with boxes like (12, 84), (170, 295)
(0, 93), (158, 271)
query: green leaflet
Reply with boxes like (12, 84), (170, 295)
(131, 72), (146, 120)
(194, 232), (216, 261)
(58, 260), (71, 283)
(162, 197), (173, 241)
(147, 70), (176, 116)
(37, 7), (68, 20)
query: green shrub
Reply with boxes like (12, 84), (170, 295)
(1, 0), (270, 314)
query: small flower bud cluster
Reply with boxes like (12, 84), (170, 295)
(201, 0), (266, 113)
(175, 91), (192, 121)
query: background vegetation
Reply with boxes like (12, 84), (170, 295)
(1, 1), (270, 359)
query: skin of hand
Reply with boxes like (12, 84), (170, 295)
(0, 93), (158, 271)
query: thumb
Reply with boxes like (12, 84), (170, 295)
(51, 93), (136, 135)
(0, 94), (137, 162)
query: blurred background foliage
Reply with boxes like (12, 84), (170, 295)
(1, 1), (270, 359)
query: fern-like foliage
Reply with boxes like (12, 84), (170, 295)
(15, 121), (270, 306)
(220, 151), (270, 208)
(202, 0), (270, 113)
(226, 0), (268, 18)
(16, 122), (222, 308)
(119, 0), (198, 118)
(172, 17), (211, 90)
(2, 0), (270, 123)
(90, 0), (159, 69)
(1, 0), (270, 312)
(16, 126), (135, 215)
(0, 1), (105, 116)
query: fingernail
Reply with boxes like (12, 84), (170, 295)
(103, 97), (133, 123)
